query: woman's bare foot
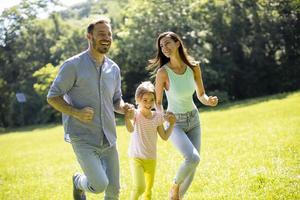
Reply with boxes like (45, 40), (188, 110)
(169, 183), (180, 200)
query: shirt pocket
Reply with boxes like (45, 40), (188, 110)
(102, 70), (116, 98)
(72, 71), (98, 95)
(75, 69), (98, 88)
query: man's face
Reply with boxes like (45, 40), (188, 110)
(89, 23), (112, 54)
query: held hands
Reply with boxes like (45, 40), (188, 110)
(123, 102), (135, 120)
(73, 102), (135, 123)
(123, 102), (135, 113)
(164, 111), (176, 125)
(125, 108), (135, 120)
(74, 107), (94, 123)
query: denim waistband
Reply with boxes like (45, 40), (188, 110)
(173, 109), (198, 121)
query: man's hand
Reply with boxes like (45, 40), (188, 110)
(122, 102), (134, 113)
(47, 96), (95, 123)
(73, 107), (94, 123)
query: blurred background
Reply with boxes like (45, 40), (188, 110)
(0, 0), (299, 129)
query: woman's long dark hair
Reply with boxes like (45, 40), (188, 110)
(147, 31), (198, 75)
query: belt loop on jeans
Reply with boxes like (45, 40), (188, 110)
(174, 109), (195, 121)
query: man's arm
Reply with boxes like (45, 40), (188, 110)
(113, 66), (134, 114)
(47, 96), (94, 123)
(113, 98), (134, 114)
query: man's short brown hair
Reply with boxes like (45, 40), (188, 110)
(87, 16), (111, 34)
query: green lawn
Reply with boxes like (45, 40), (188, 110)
(0, 92), (299, 200)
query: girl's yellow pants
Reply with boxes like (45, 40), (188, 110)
(130, 158), (156, 200)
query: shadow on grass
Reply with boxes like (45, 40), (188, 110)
(0, 123), (60, 135)
(0, 119), (126, 135)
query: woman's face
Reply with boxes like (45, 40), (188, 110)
(159, 36), (180, 58)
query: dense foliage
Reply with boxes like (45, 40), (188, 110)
(1, 0), (299, 127)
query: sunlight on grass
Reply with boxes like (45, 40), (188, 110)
(0, 92), (299, 199)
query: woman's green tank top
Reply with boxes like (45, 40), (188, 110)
(163, 64), (197, 113)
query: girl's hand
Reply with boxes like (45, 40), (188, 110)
(125, 108), (135, 120)
(164, 112), (176, 125)
(207, 96), (218, 106)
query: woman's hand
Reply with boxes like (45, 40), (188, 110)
(207, 96), (218, 106)
(199, 94), (218, 107)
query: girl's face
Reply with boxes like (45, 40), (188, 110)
(138, 92), (155, 111)
(159, 36), (180, 58)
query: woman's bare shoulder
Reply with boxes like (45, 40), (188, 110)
(157, 67), (168, 77)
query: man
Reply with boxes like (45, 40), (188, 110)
(47, 17), (132, 200)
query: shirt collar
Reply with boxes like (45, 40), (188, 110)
(86, 50), (107, 68)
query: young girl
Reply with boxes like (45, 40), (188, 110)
(125, 81), (176, 200)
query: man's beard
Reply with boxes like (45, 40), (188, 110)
(92, 38), (110, 54)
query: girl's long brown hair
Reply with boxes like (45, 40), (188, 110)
(147, 31), (198, 75)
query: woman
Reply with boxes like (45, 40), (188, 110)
(147, 31), (218, 200)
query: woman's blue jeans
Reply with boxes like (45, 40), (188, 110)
(169, 109), (201, 197)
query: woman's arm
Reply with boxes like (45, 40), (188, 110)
(155, 68), (168, 112)
(193, 64), (218, 107)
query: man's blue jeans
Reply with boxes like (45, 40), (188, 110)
(71, 139), (120, 200)
(169, 109), (201, 197)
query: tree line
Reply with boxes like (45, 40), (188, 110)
(0, 0), (299, 128)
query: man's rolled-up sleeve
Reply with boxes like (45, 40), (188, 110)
(112, 67), (123, 113)
(47, 61), (76, 98)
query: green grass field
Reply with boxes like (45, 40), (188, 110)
(0, 92), (299, 200)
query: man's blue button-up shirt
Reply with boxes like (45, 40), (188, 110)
(47, 50), (123, 147)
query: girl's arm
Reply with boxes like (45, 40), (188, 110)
(125, 108), (135, 132)
(157, 112), (176, 140)
(155, 68), (168, 112)
(157, 124), (174, 141)
(193, 64), (218, 107)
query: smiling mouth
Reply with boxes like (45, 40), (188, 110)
(99, 41), (110, 46)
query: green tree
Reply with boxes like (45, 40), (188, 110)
(1, 0), (299, 127)
(0, 1), (57, 126)
(114, 0), (199, 102)
(33, 63), (60, 123)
